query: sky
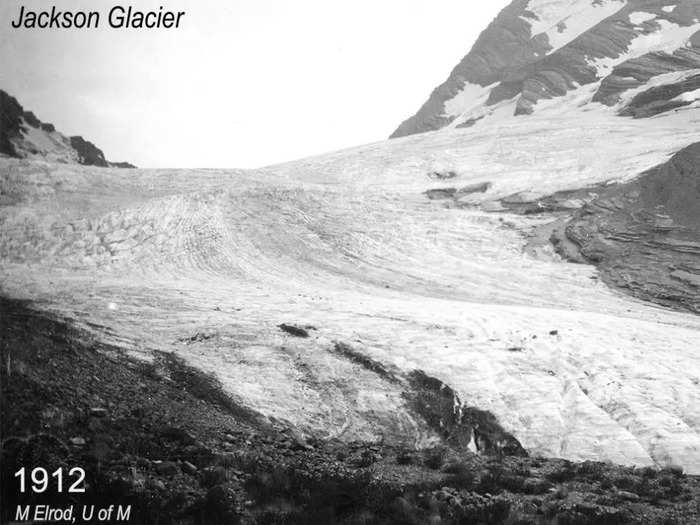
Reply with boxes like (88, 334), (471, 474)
(0, 1), (510, 168)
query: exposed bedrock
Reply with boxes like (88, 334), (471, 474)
(406, 370), (527, 458)
(329, 343), (528, 458)
(593, 46), (700, 107)
(390, 0), (550, 137)
(0, 90), (23, 157)
(563, 142), (700, 314)
(69, 135), (109, 167)
(619, 72), (700, 117)
(507, 1), (700, 116)
(0, 89), (134, 168)
(392, 0), (700, 135)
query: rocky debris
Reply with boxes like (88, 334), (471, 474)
(0, 90), (23, 157)
(278, 323), (310, 338)
(425, 182), (492, 202)
(427, 170), (458, 180)
(425, 188), (458, 200)
(69, 136), (108, 167)
(178, 331), (216, 344)
(160, 425), (197, 445)
(153, 351), (264, 426)
(0, 89), (134, 167)
(90, 407), (108, 417)
(281, 427), (314, 451)
(619, 72), (700, 118)
(561, 142), (700, 314)
(201, 466), (228, 487)
(406, 370), (527, 457)
(154, 460), (180, 477)
(2, 297), (700, 524)
(182, 461), (198, 475)
(332, 342), (400, 383)
(495, 186), (601, 215)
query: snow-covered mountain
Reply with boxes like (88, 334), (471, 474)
(0, 89), (134, 168)
(392, 0), (700, 136)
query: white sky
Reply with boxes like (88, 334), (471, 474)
(0, 0), (509, 168)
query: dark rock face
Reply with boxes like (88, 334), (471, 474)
(0, 90), (23, 157)
(563, 142), (700, 314)
(593, 46), (700, 106)
(69, 135), (109, 167)
(0, 89), (134, 168)
(392, 0), (700, 137)
(21, 110), (41, 128)
(424, 183), (493, 201)
(619, 72), (700, 117)
(406, 370), (527, 457)
(391, 0), (549, 137)
(108, 161), (137, 169)
(278, 323), (310, 338)
(332, 342), (400, 383)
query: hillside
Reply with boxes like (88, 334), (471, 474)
(0, 89), (134, 168)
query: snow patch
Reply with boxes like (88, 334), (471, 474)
(588, 19), (700, 77)
(629, 19), (700, 55)
(662, 5), (676, 13)
(628, 12), (656, 25)
(525, 0), (627, 53)
(672, 87), (700, 102)
(443, 82), (497, 118)
(448, 95), (518, 129)
(530, 82), (600, 114)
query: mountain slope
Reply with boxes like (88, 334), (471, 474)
(392, 0), (700, 136)
(0, 89), (134, 168)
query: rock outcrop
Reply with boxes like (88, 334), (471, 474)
(69, 135), (109, 167)
(0, 90), (24, 157)
(563, 142), (700, 314)
(392, 0), (700, 136)
(0, 89), (134, 168)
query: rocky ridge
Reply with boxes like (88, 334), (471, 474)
(392, 0), (700, 136)
(561, 142), (700, 314)
(0, 89), (134, 168)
